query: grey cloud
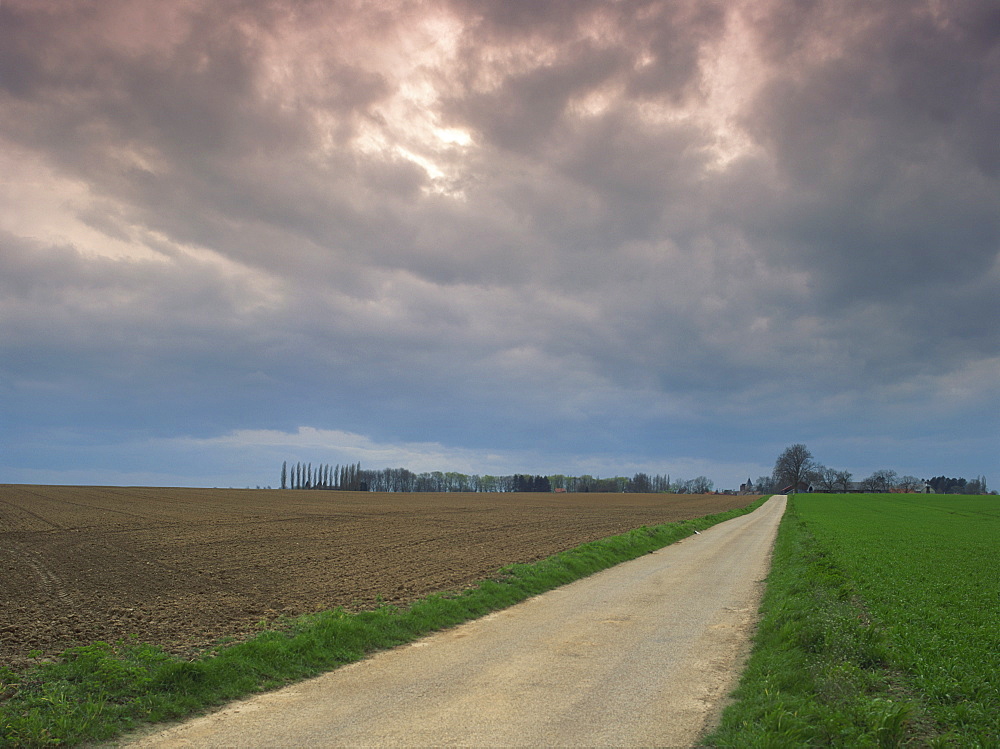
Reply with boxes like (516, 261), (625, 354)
(406, 0), (999, 418)
(0, 0), (398, 272)
(445, 0), (726, 154)
(1, 0), (997, 487)
(449, 0), (607, 40)
(0, 240), (271, 383)
(621, 1), (726, 102)
(552, 112), (710, 247)
(446, 42), (627, 154)
(726, 0), (1000, 330)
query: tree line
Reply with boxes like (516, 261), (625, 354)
(766, 444), (992, 494)
(281, 461), (366, 491)
(925, 475), (989, 495)
(279, 461), (715, 494)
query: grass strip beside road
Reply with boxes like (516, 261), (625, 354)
(0, 496), (768, 748)
(705, 493), (1000, 748)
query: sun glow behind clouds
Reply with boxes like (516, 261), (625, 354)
(255, 3), (472, 175)
(306, 8), (475, 195)
(435, 127), (473, 146)
(694, 3), (767, 168)
(267, 1), (762, 192)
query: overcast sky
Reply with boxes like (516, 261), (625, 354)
(2, 0), (998, 490)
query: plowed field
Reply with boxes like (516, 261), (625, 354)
(0, 485), (757, 671)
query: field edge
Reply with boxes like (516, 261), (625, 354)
(702, 494), (983, 748)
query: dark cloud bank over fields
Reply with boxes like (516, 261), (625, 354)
(2, 0), (998, 489)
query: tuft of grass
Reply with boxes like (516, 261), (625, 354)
(0, 497), (767, 748)
(704, 494), (999, 748)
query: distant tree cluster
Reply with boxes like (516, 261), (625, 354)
(511, 474), (552, 492)
(927, 475), (989, 494)
(811, 465), (857, 493)
(770, 445), (992, 494)
(279, 463), (714, 494)
(280, 461), (365, 491)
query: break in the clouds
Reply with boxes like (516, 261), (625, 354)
(1, 0), (998, 489)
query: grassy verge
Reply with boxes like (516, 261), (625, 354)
(1, 496), (768, 747)
(704, 494), (999, 748)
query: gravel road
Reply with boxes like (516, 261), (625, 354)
(126, 494), (786, 748)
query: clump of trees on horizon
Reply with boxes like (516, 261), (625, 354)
(925, 475), (990, 495)
(768, 444), (993, 495)
(279, 461), (715, 494)
(281, 461), (366, 491)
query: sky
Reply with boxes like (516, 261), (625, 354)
(1, 0), (998, 491)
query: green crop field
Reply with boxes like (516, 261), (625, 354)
(801, 494), (1000, 742)
(708, 494), (1000, 748)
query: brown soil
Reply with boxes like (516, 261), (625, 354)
(0, 485), (758, 671)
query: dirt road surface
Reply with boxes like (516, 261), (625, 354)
(127, 495), (786, 748)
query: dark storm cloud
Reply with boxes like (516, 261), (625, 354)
(447, 43), (624, 154)
(703, 0), (1000, 408)
(451, 0), (726, 101)
(444, 0), (726, 155)
(1, 0), (997, 487)
(740, 0), (1000, 291)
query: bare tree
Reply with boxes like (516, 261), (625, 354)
(755, 475), (776, 493)
(813, 465), (839, 492)
(966, 475), (988, 494)
(863, 469), (899, 493)
(773, 444), (815, 493)
(689, 476), (714, 494)
(834, 470), (853, 492)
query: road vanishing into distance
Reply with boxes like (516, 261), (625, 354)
(125, 495), (787, 748)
